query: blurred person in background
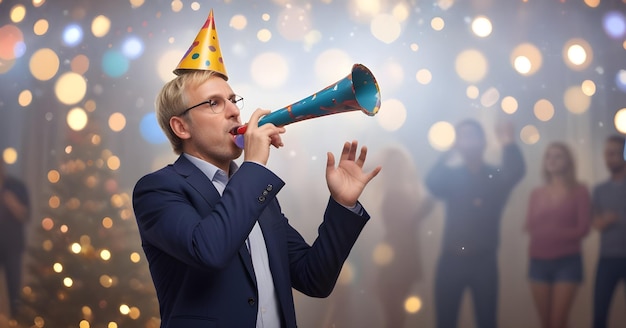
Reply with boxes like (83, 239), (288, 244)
(525, 142), (591, 328)
(0, 160), (30, 319)
(591, 135), (626, 328)
(374, 146), (435, 328)
(425, 119), (526, 328)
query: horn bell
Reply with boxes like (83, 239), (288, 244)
(257, 63), (381, 127)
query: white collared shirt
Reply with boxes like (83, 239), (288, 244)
(183, 154), (281, 328)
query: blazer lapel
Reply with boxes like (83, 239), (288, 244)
(173, 155), (257, 285)
(172, 155), (221, 206)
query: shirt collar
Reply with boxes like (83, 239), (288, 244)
(183, 153), (238, 184)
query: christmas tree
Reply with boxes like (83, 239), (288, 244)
(17, 121), (160, 328)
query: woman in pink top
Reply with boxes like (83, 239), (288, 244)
(525, 142), (591, 328)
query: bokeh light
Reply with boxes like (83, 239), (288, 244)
(416, 69), (432, 85)
(0, 24), (25, 60)
(130, 0), (145, 8)
(157, 49), (183, 82)
(563, 38), (593, 71)
(18, 89), (32, 107)
(250, 52), (288, 89)
(581, 79), (596, 96)
(391, 2), (410, 21)
(520, 124), (540, 144)
(2, 147), (18, 164)
(102, 217), (113, 229)
(431, 17), (445, 31)
(42, 218), (54, 231)
(428, 121), (455, 150)
(109, 113), (126, 132)
(376, 98), (406, 131)
(30, 48), (60, 81)
(613, 108), (626, 133)
(480, 87), (500, 108)
(55, 72), (87, 105)
(121, 36), (144, 60)
(501, 96), (518, 114)
(603, 11), (626, 39)
(62, 24), (84, 47)
(348, 0), (381, 22)
(92, 15), (111, 37)
(564, 85), (591, 114)
(372, 242), (393, 266)
(71, 54), (90, 75)
(511, 43), (542, 76)
(0, 57), (16, 74)
(100, 250), (112, 261)
(466, 85), (479, 99)
(314, 49), (352, 86)
(257, 28), (272, 42)
(371, 14), (402, 44)
(107, 156), (121, 170)
(584, 0), (600, 7)
(102, 50), (130, 78)
(139, 113), (168, 144)
(405, 296), (423, 313)
(230, 14), (247, 30)
(33, 19), (49, 35)
(534, 99), (555, 122)
(455, 49), (488, 82)
(171, 0), (183, 12)
(63, 277), (74, 288)
(67, 107), (89, 131)
(130, 252), (141, 263)
(10, 4), (26, 23)
(48, 169), (60, 183)
(471, 16), (492, 37)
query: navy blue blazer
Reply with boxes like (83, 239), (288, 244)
(132, 155), (369, 327)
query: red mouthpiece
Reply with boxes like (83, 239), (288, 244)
(229, 125), (247, 135)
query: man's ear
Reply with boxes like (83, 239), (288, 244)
(170, 116), (191, 140)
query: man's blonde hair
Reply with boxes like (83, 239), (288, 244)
(156, 70), (225, 154)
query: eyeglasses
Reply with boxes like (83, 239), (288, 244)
(180, 95), (244, 115)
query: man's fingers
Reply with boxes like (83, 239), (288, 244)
(347, 140), (358, 161)
(356, 145), (368, 167)
(326, 152), (336, 169)
(248, 108), (271, 128)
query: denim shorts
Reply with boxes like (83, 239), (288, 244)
(529, 254), (583, 283)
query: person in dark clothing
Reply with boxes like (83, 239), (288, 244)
(592, 135), (626, 328)
(425, 119), (526, 328)
(0, 160), (30, 318)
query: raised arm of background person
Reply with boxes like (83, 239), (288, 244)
(499, 142), (526, 190)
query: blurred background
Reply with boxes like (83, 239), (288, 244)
(1, 0), (625, 327)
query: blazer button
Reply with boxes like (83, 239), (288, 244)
(248, 297), (256, 306)
(262, 190), (269, 196)
(266, 184), (273, 191)
(258, 196), (266, 202)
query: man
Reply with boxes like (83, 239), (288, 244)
(0, 160), (30, 318)
(425, 119), (526, 328)
(132, 10), (381, 328)
(592, 135), (626, 328)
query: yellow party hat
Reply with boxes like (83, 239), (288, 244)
(174, 9), (228, 79)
